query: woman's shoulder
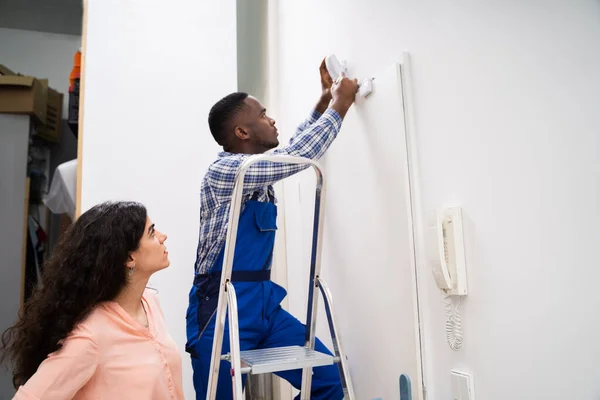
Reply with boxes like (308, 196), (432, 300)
(70, 304), (111, 337)
(54, 310), (102, 356)
(70, 301), (128, 345)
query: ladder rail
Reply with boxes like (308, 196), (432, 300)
(226, 281), (244, 399)
(206, 154), (326, 400)
(300, 161), (327, 398)
(317, 277), (356, 400)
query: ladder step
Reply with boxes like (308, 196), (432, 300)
(239, 345), (334, 375)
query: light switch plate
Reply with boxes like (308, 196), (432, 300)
(451, 370), (475, 400)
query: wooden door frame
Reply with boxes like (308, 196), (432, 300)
(75, 0), (89, 218)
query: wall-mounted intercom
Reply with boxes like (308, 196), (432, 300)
(426, 206), (469, 351)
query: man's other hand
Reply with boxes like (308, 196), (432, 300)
(331, 72), (359, 118)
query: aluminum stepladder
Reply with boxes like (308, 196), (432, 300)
(205, 154), (356, 400)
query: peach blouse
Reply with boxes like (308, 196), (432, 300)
(13, 291), (183, 400)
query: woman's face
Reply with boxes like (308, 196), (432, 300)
(129, 217), (169, 276)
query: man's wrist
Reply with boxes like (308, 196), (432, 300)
(315, 93), (332, 114)
(330, 98), (351, 119)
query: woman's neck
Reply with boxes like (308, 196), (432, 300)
(114, 276), (150, 322)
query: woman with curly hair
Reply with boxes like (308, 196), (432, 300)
(1, 201), (183, 399)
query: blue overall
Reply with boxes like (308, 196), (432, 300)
(185, 197), (343, 400)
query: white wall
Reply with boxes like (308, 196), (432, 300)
(0, 28), (81, 118)
(80, 1), (237, 399)
(278, 63), (422, 400)
(272, 1), (600, 399)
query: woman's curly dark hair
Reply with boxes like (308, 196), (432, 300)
(0, 201), (147, 388)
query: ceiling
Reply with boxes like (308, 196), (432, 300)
(0, 0), (83, 36)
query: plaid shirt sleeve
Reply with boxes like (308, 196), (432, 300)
(206, 108), (342, 202)
(293, 108), (323, 136)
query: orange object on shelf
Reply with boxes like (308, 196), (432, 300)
(69, 49), (81, 91)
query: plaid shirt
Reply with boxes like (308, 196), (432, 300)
(194, 108), (342, 274)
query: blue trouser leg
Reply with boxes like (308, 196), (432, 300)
(192, 311), (258, 399)
(189, 280), (264, 399)
(191, 355), (210, 400)
(187, 285), (210, 400)
(262, 306), (344, 400)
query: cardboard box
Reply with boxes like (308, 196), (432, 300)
(0, 64), (16, 76)
(0, 65), (64, 142)
(37, 88), (64, 143)
(0, 73), (48, 124)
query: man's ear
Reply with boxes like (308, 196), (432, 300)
(234, 126), (249, 141)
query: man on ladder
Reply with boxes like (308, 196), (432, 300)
(185, 59), (358, 399)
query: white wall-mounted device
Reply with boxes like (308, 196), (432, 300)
(325, 53), (374, 98)
(358, 78), (373, 97)
(431, 206), (468, 296)
(325, 54), (347, 81)
(426, 206), (469, 351)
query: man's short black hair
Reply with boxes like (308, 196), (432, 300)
(208, 92), (249, 146)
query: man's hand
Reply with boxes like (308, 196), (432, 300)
(315, 58), (334, 113)
(319, 57), (334, 100)
(330, 72), (359, 119)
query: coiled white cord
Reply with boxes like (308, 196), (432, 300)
(443, 294), (463, 351)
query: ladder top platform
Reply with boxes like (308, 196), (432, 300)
(239, 345), (334, 375)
